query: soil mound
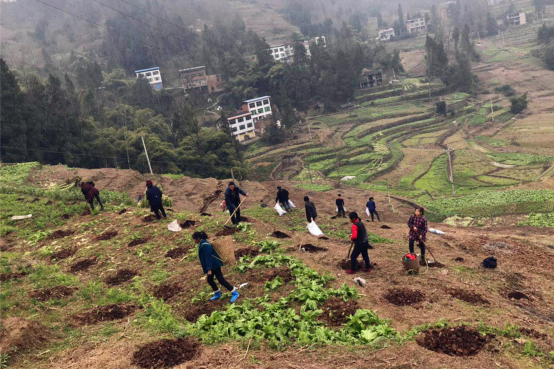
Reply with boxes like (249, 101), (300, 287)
(179, 220), (196, 229)
(47, 229), (74, 240)
(234, 248), (260, 259)
(81, 208), (91, 216)
(70, 257), (97, 273)
(337, 259), (365, 271)
(380, 225), (392, 229)
(95, 231), (118, 241)
(508, 291), (529, 300)
(519, 327), (547, 339)
(142, 215), (157, 222)
(30, 286), (76, 302)
(301, 244), (328, 253)
(104, 269), (138, 286)
(152, 282), (184, 301)
(75, 304), (138, 325)
(0, 271), (27, 282)
(50, 247), (77, 261)
(165, 246), (191, 259)
(266, 267), (294, 283)
(416, 326), (492, 356)
(454, 257), (464, 262)
(182, 300), (226, 323)
(117, 209), (127, 215)
(131, 338), (200, 369)
(200, 213), (211, 216)
(446, 288), (489, 305)
(61, 213), (71, 219)
(319, 297), (359, 326)
(0, 317), (48, 355)
(384, 288), (426, 306)
(128, 238), (148, 247)
(271, 230), (290, 239)
(216, 228), (238, 236)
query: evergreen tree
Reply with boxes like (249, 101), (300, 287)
(377, 12), (385, 29)
(510, 93), (528, 114)
(262, 122), (285, 145)
(486, 13), (499, 36)
(397, 4), (406, 36)
(452, 27), (461, 51)
(0, 59), (27, 162)
(279, 86), (296, 128)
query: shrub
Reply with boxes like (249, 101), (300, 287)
(435, 101), (447, 115)
(510, 93), (528, 114)
(494, 84), (516, 97)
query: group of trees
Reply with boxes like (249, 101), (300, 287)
(537, 24), (554, 70)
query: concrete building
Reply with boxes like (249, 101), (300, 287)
(179, 66), (223, 93)
(358, 69), (384, 89)
(135, 67), (163, 90)
(269, 36), (326, 62)
(378, 28), (396, 41)
(507, 12), (526, 26)
(241, 96), (272, 121)
(228, 111), (256, 142)
(405, 18), (427, 34)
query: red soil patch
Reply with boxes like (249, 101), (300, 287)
(384, 288), (426, 306)
(131, 338), (200, 369)
(74, 304), (138, 325)
(47, 229), (74, 240)
(70, 257), (97, 273)
(0, 271), (27, 282)
(216, 228), (238, 236)
(234, 248), (261, 259)
(152, 282), (184, 301)
(319, 297), (359, 326)
(30, 286), (76, 302)
(446, 288), (490, 305)
(179, 220), (196, 229)
(50, 247), (77, 261)
(416, 326), (493, 356)
(165, 246), (191, 259)
(271, 230), (290, 238)
(0, 317), (48, 355)
(128, 238), (148, 247)
(301, 244), (328, 253)
(104, 269), (138, 286)
(95, 231), (118, 241)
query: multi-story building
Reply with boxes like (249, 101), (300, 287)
(358, 69), (384, 89)
(405, 18), (427, 34)
(378, 28), (396, 41)
(135, 67), (163, 90)
(179, 66), (223, 93)
(227, 111), (256, 142)
(506, 12), (526, 26)
(241, 96), (272, 121)
(269, 36), (326, 62)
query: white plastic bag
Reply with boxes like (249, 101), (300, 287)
(167, 220), (182, 232)
(336, 207), (347, 212)
(366, 207), (370, 216)
(274, 203), (287, 216)
(307, 221), (324, 236)
(288, 200), (296, 209)
(429, 228), (445, 235)
(11, 214), (32, 220)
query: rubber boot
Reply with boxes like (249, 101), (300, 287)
(209, 291), (222, 301)
(230, 289), (240, 303)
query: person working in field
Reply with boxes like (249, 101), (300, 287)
(407, 207), (428, 263)
(304, 196), (318, 223)
(345, 212), (372, 274)
(366, 197), (380, 222)
(146, 180), (166, 220)
(225, 181), (248, 225)
(276, 186), (291, 212)
(336, 194), (346, 218)
(193, 231), (240, 303)
(80, 181), (104, 211)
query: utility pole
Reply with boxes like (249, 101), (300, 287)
(336, 155), (342, 188)
(141, 136), (154, 175)
(490, 94), (495, 121)
(231, 168), (235, 183)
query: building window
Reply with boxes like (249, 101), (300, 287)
(238, 117), (244, 123)
(247, 123), (253, 128)
(256, 101), (262, 107)
(246, 115), (251, 120)
(233, 127), (238, 132)
(281, 53), (285, 58)
(229, 119), (235, 125)
(263, 99), (269, 105)
(146, 72), (152, 76)
(265, 106), (270, 112)
(279, 48), (284, 51)
(153, 71), (159, 75)
(258, 108), (263, 114)
(239, 125), (245, 130)
(249, 103), (255, 109)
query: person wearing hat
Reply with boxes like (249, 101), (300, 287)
(276, 186), (291, 212)
(146, 180), (166, 220)
(345, 212), (372, 274)
(80, 181), (104, 211)
(225, 181), (248, 225)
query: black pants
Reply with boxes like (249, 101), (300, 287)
(282, 200), (291, 212)
(88, 194), (104, 210)
(337, 206), (346, 217)
(409, 239), (425, 257)
(207, 267), (233, 292)
(151, 204), (166, 220)
(228, 206), (241, 225)
(351, 242), (371, 270)
(369, 210), (380, 221)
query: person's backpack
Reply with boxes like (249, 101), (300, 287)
(482, 256), (497, 269)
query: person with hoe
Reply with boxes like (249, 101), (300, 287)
(408, 207), (428, 263)
(276, 186), (291, 212)
(80, 181), (104, 211)
(193, 231), (240, 303)
(345, 212), (372, 274)
(225, 181), (248, 225)
(336, 194), (346, 218)
(366, 197), (380, 222)
(146, 180), (166, 220)
(304, 196), (317, 223)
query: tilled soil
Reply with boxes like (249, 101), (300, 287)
(300, 244), (328, 253)
(519, 327), (548, 339)
(0, 271), (27, 282)
(74, 304), (138, 325)
(266, 267), (294, 283)
(200, 213), (211, 216)
(152, 282), (184, 301)
(508, 291), (530, 300)
(445, 288), (490, 305)
(61, 214), (71, 220)
(337, 259), (365, 271)
(131, 337), (200, 369)
(104, 269), (138, 286)
(384, 288), (426, 306)
(95, 231), (118, 241)
(319, 296), (359, 326)
(117, 209), (127, 215)
(165, 246), (191, 259)
(142, 215), (157, 222)
(182, 300), (226, 323)
(50, 247), (77, 261)
(416, 326), (493, 356)
(70, 257), (97, 273)
(180, 220), (196, 229)
(128, 238), (148, 247)
(234, 248), (261, 259)
(271, 230), (291, 238)
(216, 228), (238, 236)
(47, 229), (74, 240)
(81, 208), (91, 216)
(30, 286), (76, 302)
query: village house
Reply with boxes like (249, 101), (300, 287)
(269, 36), (326, 62)
(405, 17), (427, 34)
(241, 96), (272, 121)
(227, 111), (256, 142)
(506, 12), (526, 26)
(378, 28), (395, 41)
(179, 66), (223, 93)
(135, 67), (163, 90)
(358, 69), (384, 89)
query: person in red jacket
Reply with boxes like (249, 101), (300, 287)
(345, 212), (372, 274)
(80, 181), (104, 211)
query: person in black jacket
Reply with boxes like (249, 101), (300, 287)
(304, 196), (317, 223)
(225, 182), (248, 225)
(345, 212), (372, 274)
(366, 197), (380, 222)
(276, 186), (291, 212)
(146, 180), (166, 220)
(336, 194), (346, 218)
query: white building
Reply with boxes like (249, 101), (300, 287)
(241, 96), (272, 121)
(507, 12), (526, 26)
(228, 111), (255, 142)
(269, 36), (326, 62)
(135, 67), (163, 90)
(405, 18), (427, 34)
(378, 28), (395, 41)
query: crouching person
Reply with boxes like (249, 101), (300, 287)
(193, 231), (240, 303)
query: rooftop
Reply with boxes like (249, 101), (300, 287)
(228, 111), (252, 120)
(179, 66), (206, 73)
(243, 96), (271, 103)
(135, 67), (160, 73)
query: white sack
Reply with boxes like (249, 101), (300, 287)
(288, 200), (296, 209)
(307, 221), (324, 236)
(429, 228), (445, 235)
(366, 207), (370, 216)
(274, 203), (287, 216)
(167, 219), (182, 232)
(11, 214), (32, 220)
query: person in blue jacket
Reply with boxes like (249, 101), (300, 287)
(193, 231), (240, 303)
(366, 196), (380, 222)
(146, 180), (166, 220)
(224, 181), (248, 225)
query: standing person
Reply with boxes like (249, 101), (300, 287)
(80, 181), (104, 211)
(193, 231), (240, 303)
(146, 180), (166, 220)
(408, 207), (428, 263)
(345, 212), (372, 274)
(366, 197), (381, 222)
(225, 182), (248, 225)
(336, 194), (346, 218)
(304, 196), (318, 223)
(276, 186), (291, 212)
